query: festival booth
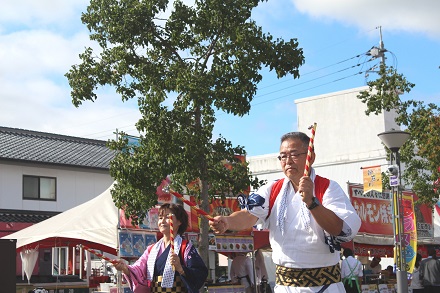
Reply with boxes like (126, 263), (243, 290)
(2, 177), (271, 293)
(1, 181), (176, 292)
(1, 180), (175, 292)
(204, 229), (270, 293)
(345, 182), (438, 291)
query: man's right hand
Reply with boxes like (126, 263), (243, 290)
(209, 216), (228, 234)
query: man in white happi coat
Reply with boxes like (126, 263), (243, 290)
(210, 132), (361, 292)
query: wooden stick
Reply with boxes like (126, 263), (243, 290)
(77, 244), (118, 265)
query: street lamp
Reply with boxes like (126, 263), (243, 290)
(377, 129), (410, 293)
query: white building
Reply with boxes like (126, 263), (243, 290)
(0, 127), (115, 214)
(248, 86), (399, 192)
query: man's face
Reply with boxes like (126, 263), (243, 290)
(279, 138), (314, 183)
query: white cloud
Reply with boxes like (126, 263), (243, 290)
(0, 30), (90, 79)
(0, 1), (142, 140)
(0, 0), (88, 30)
(292, 0), (440, 39)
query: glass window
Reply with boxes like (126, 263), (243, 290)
(40, 177), (56, 199)
(23, 176), (39, 199)
(23, 175), (56, 200)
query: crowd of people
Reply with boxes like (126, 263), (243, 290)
(108, 131), (439, 293)
(338, 248), (440, 293)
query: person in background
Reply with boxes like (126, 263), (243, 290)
(210, 131), (361, 292)
(114, 203), (208, 293)
(381, 265), (395, 280)
(229, 252), (255, 293)
(419, 247), (440, 293)
(410, 253), (424, 293)
(367, 256), (382, 274)
(340, 248), (363, 293)
(255, 249), (272, 293)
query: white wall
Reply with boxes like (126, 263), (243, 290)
(0, 161), (114, 212)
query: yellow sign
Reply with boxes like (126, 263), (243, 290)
(362, 165), (382, 194)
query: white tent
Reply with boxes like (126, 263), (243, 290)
(2, 184), (119, 254)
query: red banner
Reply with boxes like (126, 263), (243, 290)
(353, 243), (395, 258)
(349, 184), (394, 235)
(348, 183), (433, 238)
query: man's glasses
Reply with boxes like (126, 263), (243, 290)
(277, 152), (308, 162)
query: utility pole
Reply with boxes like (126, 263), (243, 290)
(366, 26), (387, 73)
(374, 27), (410, 293)
(378, 26), (386, 65)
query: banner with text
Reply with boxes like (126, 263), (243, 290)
(401, 193), (417, 273)
(362, 165), (382, 194)
(348, 183), (433, 240)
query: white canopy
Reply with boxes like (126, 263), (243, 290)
(2, 184), (119, 254)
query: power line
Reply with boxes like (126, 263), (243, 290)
(74, 53), (372, 138)
(257, 51), (369, 91)
(251, 70), (368, 107)
(253, 58), (374, 101)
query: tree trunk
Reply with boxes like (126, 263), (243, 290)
(199, 178), (211, 280)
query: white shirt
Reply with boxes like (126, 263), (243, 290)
(366, 260), (382, 274)
(255, 249), (269, 284)
(230, 255), (254, 288)
(248, 169), (361, 268)
(341, 256), (363, 279)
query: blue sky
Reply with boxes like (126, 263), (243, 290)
(1, 0), (439, 156)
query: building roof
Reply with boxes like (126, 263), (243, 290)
(0, 126), (115, 169)
(0, 209), (60, 223)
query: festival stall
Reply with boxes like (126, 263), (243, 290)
(1, 172), (271, 292)
(347, 182), (435, 253)
(345, 182), (437, 290)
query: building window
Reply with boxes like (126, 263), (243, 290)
(23, 175), (56, 200)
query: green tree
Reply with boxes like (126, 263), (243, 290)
(65, 0), (304, 266)
(358, 64), (440, 207)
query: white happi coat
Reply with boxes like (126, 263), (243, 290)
(247, 168), (361, 292)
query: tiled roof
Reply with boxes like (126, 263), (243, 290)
(0, 126), (115, 169)
(0, 209), (59, 223)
